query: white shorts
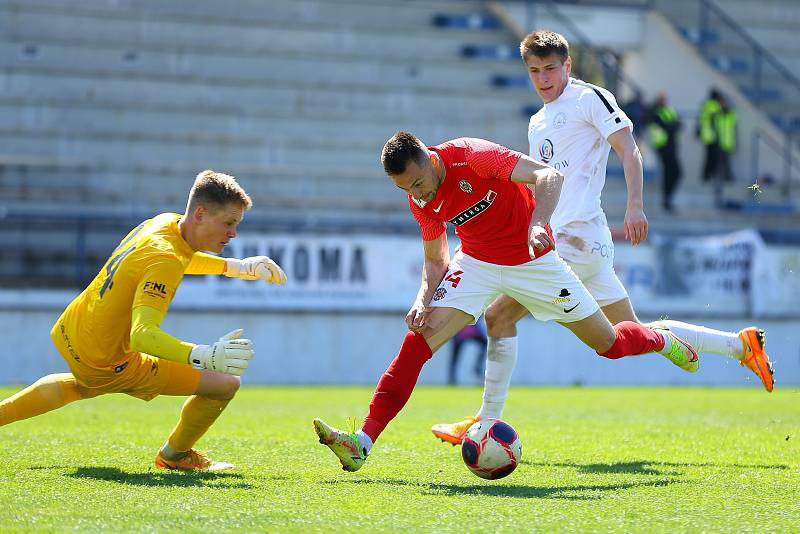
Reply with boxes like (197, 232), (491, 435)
(554, 214), (629, 307)
(429, 250), (599, 323)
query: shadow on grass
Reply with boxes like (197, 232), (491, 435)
(522, 459), (791, 475)
(323, 477), (681, 500)
(64, 466), (253, 489)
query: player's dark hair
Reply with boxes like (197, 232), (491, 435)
(381, 131), (427, 176)
(187, 170), (252, 213)
(520, 30), (569, 63)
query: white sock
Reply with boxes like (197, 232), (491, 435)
(477, 337), (518, 420)
(355, 430), (373, 454)
(657, 331), (672, 355)
(655, 320), (742, 360)
(160, 441), (187, 461)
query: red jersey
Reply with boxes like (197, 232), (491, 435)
(409, 137), (553, 265)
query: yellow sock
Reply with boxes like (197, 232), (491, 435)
(0, 373), (84, 426)
(166, 396), (230, 452)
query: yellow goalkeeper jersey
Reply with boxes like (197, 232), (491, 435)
(57, 213), (196, 368)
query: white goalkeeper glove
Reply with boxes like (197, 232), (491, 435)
(225, 256), (287, 285)
(189, 329), (253, 376)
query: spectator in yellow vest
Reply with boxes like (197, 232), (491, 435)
(648, 93), (682, 213)
(716, 94), (737, 183)
(698, 88), (722, 182)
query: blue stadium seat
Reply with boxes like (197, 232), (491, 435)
(678, 26), (720, 45)
(521, 104), (542, 117)
(431, 13), (502, 30)
(461, 44), (517, 60)
(490, 74), (529, 88)
(722, 200), (795, 214)
(709, 55), (749, 74)
(769, 115), (800, 131)
(739, 86), (782, 101)
(758, 227), (800, 245)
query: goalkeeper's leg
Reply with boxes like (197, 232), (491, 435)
(0, 373), (100, 426)
(155, 370), (240, 471)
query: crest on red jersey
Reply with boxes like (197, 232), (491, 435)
(459, 180), (473, 194)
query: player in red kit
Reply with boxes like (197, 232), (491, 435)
(313, 132), (698, 472)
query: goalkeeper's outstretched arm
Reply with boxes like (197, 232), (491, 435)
(130, 305), (253, 376)
(185, 252), (287, 284)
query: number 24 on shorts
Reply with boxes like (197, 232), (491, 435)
(445, 270), (463, 288)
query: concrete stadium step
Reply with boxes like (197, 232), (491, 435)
(0, 39), (524, 93)
(0, 70), (534, 123)
(0, 114), (531, 172)
(10, 0), (490, 33)
(709, 0), (800, 29)
(0, 131), (394, 169)
(746, 27), (800, 51)
(0, 5), (512, 63)
(704, 43), (800, 72)
(659, 0), (800, 31)
(0, 100), (529, 151)
(0, 0), (560, 225)
(0, 161), (409, 211)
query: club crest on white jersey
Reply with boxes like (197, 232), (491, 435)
(539, 139), (554, 163)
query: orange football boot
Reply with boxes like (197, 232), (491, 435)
(738, 327), (774, 392)
(154, 449), (234, 471)
(431, 415), (480, 445)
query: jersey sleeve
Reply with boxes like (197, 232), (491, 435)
(129, 305), (194, 363)
(185, 251), (226, 275)
(408, 197), (446, 241)
(131, 255), (185, 315)
(580, 86), (633, 139)
(464, 138), (523, 181)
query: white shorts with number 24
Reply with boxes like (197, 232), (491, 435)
(429, 248), (599, 324)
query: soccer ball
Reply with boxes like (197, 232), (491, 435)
(460, 419), (522, 480)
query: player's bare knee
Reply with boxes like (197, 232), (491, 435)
(595, 336), (616, 354)
(485, 301), (524, 338)
(594, 329), (617, 354)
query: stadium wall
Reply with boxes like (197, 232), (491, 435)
(1, 301), (797, 388)
(2, 230), (796, 387)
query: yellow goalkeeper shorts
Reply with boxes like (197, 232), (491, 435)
(50, 321), (201, 401)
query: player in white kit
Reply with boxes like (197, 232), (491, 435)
(431, 31), (774, 445)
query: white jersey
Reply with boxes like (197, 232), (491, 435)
(528, 78), (632, 231)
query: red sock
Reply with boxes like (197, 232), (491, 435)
(361, 331), (433, 443)
(599, 321), (665, 359)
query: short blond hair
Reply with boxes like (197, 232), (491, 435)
(520, 30), (569, 62)
(186, 170), (252, 213)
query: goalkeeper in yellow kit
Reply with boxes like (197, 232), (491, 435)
(0, 170), (287, 471)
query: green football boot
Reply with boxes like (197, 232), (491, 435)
(313, 418), (368, 472)
(654, 327), (699, 373)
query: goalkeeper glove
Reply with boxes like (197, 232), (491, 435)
(189, 329), (253, 376)
(225, 256), (287, 284)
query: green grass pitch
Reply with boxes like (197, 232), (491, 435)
(1, 386), (797, 532)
